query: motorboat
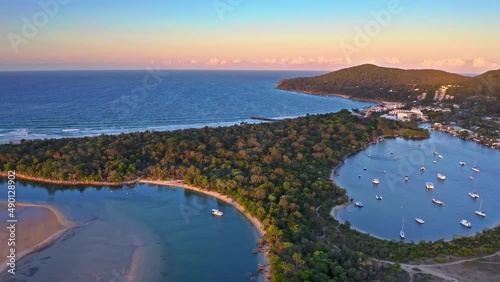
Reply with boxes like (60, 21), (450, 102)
(415, 218), (425, 224)
(211, 209), (224, 216)
(460, 219), (472, 228)
(437, 173), (446, 180)
(432, 198), (445, 205)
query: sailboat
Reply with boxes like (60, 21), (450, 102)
(420, 160), (426, 171)
(468, 180), (479, 199)
(400, 218), (405, 239)
(376, 186), (382, 200)
(471, 159), (480, 173)
(475, 200), (486, 217)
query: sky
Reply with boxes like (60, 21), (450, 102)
(0, 0), (499, 72)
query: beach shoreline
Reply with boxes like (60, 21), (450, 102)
(138, 179), (270, 279)
(0, 202), (77, 274)
(277, 87), (392, 107)
(0, 175), (270, 280)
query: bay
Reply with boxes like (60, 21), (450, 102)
(336, 129), (500, 242)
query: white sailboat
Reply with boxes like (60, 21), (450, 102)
(475, 200), (486, 217)
(400, 218), (405, 239)
(471, 159), (480, 173)
(468, 181), (479, 199)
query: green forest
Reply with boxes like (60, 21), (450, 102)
(278, 64), (500, 102)
(1, 111), (499, 281)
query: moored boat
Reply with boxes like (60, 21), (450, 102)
(415, 218), (425, 224)
(375, 195), (383, 200)
(459, 161), (466, 166)
(400, 218), (405, 239)
(425, 182), (434, 189)
(438, 155), (443, 159)
(372, 178), (380, 184)
(437, 173), (446, 180)
(211, 209), (224, 216)
(432, 198), (445, 205)
(475, 200), (485, 217)
(460, 219), (472, 228)
(469, 181), (480, 199)
(404, 176), (409, 181)
(355, 201), (364, 207)
(468, 192), (479, 199)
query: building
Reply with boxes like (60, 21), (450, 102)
(388, 109), (424, 120)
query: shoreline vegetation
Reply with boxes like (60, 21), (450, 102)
(0, 202), (77, 274)
(6, 111), (498, 281)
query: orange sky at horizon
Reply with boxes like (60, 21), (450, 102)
(1, 1), (499, 73)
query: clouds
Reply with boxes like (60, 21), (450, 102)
(156, 56), (500, 71)
(421, 57), (500, 71)
(421, 58), (465, 68)
(159, 56), (347, 69)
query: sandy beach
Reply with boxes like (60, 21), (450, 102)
(139, 180), (266, 236)
(138, 179), (270, 279)
(0, 202), (77, 274)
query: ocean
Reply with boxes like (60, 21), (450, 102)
(0, 70), (376, 144)
(0, 70), (377, 281)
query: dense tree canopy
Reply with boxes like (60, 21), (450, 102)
(2, 111), (497, 281)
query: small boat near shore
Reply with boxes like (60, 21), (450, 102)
(211, 209), (224, 216)
(425, 182), (434, 189)
(355, 201), (364, 207)
(432, 198), (445, 205)
(415, 218), (425, 224)
(400, 218), (405, 239)
(460, 219), (472, 228)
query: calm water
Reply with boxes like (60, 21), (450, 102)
(0, 70), (375, 144)
(0, 181), (264, 282)
(336, 129), (500, 242)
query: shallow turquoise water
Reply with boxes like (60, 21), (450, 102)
(336, 129), (500, 242)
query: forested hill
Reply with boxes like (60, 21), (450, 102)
(278, 64), (500, 101)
